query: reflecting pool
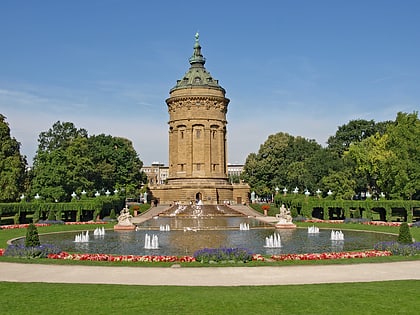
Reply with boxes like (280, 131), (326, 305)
(32, 215), (397, 256)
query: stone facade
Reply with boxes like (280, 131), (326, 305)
(149, 34), (249, 205)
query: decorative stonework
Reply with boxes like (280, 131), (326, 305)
(149, 34), (249, 205)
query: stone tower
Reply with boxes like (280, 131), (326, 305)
(150, 34), (249, 205)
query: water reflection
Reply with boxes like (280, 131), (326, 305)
(26, 214), (398, 256)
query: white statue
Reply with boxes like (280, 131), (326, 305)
(117, 206), (133, 226)
(276, 204), (293, 224)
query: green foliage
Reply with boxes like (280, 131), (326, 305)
(0, 114), (27, 202)
(241, 132), (333, 196)
(30, 121), (146, 202)
(109, 209), (116, 219)
(25, 223), (41, 247)
(397, 222), (413, 244)
(193, 247), (253, 263)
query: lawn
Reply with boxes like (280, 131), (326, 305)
(1, 280), (419, 314)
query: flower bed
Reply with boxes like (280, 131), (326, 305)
(0, 223), (50, 230)
(0, 221), (107, 230)
(270, 250), (392, 261)
(47, 252), (196, 262)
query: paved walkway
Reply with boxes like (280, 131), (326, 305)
(1, 261), (419, 286)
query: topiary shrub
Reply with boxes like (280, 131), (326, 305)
(47, 210), (55, 221)
(25, 223), (41, 247)
(110, 209), (116, 220)
(397, 222), (413, 244)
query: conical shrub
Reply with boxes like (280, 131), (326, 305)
(25, 223), (41, 247)
(397, 222), (413, 244)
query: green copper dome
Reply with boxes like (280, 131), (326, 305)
(170, 33), (225, 93)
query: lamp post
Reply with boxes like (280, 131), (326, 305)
(283, 187), (288, 196)
(114, 189), (119, 195)
(304, 189), (310, 197)
(293, 187), (299, 194)
(71, 192), (77, 199)
(327, 190), (333, 197)
(316, 189), (322, 198)
(95, 191), (100, 197)
(34, 193), (40, 200)
(105, 190), (111, 197)
(20, 194), (25, 202)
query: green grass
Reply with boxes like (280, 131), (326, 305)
(1, 280), (419, 314)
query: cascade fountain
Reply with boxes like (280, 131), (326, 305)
(144, 233), (159, 249)
(239, 222), (250, 230)
(330, 230), (345, 241)
(74, 231), (89, 243)
(308, 226), (320, 234)
(264, 233), (282, 248)
(93, 227), (105, 236)
(159, 224), (171, 231)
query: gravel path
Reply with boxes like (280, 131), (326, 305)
(1, 261), (419, 286)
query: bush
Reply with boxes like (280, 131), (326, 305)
(374, 241), (420, 256)
(397, 222), (413, 244)
(47, 210), (56, 221)
(193, 247), (253, 263)
(4, 244), (62, 258)
(109, 209), (116, 220)
(25, 223), (41, 247)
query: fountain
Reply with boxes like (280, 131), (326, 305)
(34, 205), (397, 256)
(275, 204), (296, 229)
(144, 233), (159, 249)
(264, 233), (282, 248)
(330, 230), (344, 241)
(308, 226), (320, 234)
(74, 231), (89, 243)
(159, 224), (171, 231)
(239, 222), (250, 230)
(93, 227), (105, 236)
(114, 206), (136, 230)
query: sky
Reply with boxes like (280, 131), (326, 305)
(1, 0), (419, 166)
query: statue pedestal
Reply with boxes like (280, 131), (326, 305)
(114, 224), (136, 231)
(275, 222), (297, 229)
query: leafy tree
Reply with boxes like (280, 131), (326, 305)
(379, 112), (420, 199)
(88, 134), (145, 197)
(345, 112), (420, 200)
(0, 114), (27, 202)
(31, 122), (89, 201)
(37, 121), (87, 152)
(31, 121), (146, 201)
(242, 132), (324, 195)
(327, 119), (385, 157)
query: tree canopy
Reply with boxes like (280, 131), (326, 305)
(30, 121), (145, 201)
(0, 115), (27, 202)
(243, 111), (420, 200)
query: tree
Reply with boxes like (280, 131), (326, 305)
(31, 122), (90, 201)
(88, 134), (145, 197)
(327, 119), (387, 157)
(379, 112), (420, 199)
(345, 112), (420, 200)
(241, 132), (324, 195)
(0, 114), (27, 202)
(31, 121), (146, 201)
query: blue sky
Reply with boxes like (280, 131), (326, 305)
(1, 0), (419, 166)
